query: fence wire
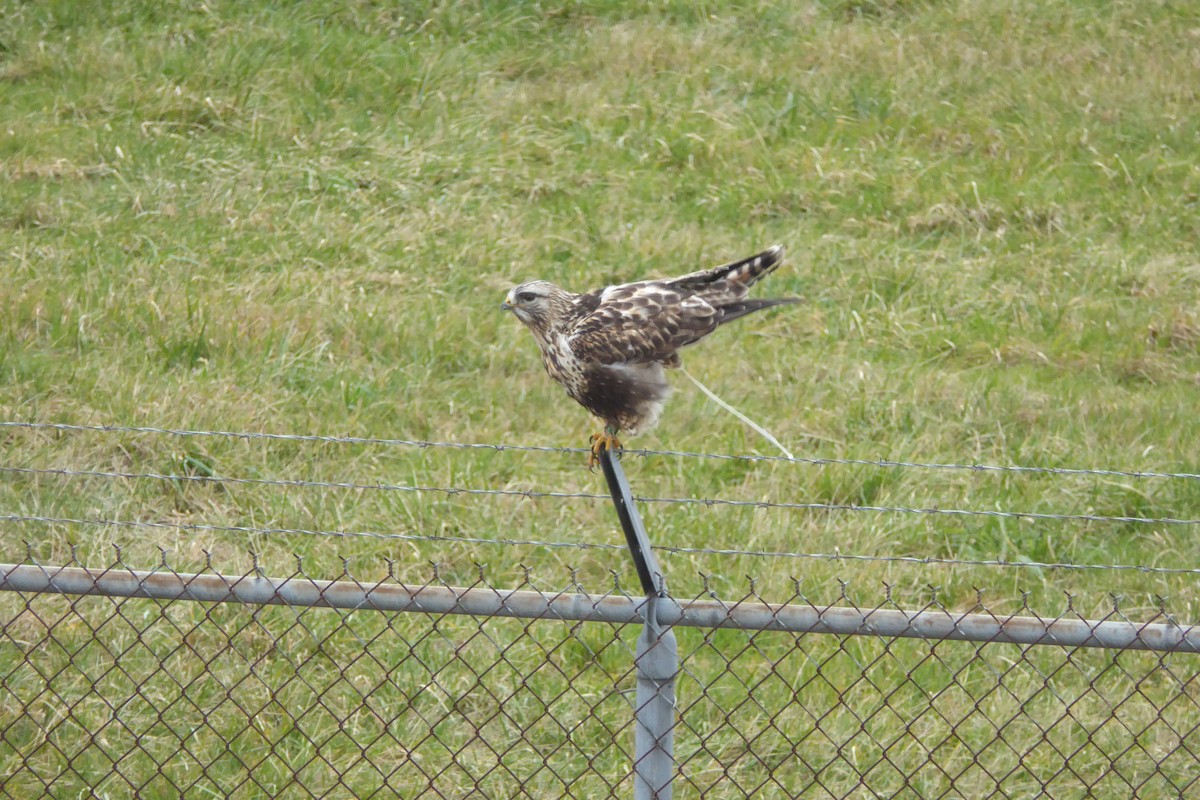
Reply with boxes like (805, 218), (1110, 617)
(5, 510), (1200, 576)
(3, 463), (1199, 530)
(0, 555), (1197, 799)
(5, 420), (1199, 481)
(3, 421), (1200, 798)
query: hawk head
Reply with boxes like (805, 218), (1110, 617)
(502, 280), (574, 339)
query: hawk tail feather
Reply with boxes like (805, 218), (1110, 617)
(717, 296), (802, 325)
(724, 244), (786, 287)
(669, 245), (786, 290)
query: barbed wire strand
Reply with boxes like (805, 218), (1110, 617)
(4, 420), (1198, 482)
(0, 512), (616, 552)
(3, 511), (1198, 575)
(3, 464), (1197, 526)
(1, 465), (609, 503)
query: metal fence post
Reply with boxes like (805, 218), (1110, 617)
(599, 449), (677, 800)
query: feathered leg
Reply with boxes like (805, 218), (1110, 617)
(588, 425), (623, 470)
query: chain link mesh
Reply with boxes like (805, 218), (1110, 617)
(1, 556), (1196, 798)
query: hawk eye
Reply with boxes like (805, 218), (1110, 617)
(517, 291), (537, 303)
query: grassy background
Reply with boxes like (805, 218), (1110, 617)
(1, 0), (1199, 796)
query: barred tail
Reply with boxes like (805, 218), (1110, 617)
(669, 245), (786, 291)
(723, 244), (786, 287)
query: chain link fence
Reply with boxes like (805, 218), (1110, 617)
(1, 553), (1197, 798)
(2, 421), (1199, 797)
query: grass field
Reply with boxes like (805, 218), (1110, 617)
(2, 0), (1199, 796)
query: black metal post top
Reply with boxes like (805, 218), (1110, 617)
(598, 448), (667, 599)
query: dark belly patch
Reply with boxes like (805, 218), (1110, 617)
(576, 364), (668, 430)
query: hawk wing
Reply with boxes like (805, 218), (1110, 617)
(567, 281), (723, 366)
(566, 246), (794, 367)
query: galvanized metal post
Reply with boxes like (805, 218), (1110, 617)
(633, 593), (676, 799)
(598, 448), (676, 800)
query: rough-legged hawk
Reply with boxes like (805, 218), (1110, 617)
(502, 245), (798, 465)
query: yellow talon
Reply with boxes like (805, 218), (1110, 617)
(588, 431), (623, 470)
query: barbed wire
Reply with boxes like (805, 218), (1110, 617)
(0, 512), (616, 551)
(4, 420), (1198, 482)
(4, 511), (1199, 575)
(641, 448), (1200, 481)
(656, 544), (1200, 575)
(0, 421), (580, 456)
(0, 464), (609, 504)
(3, 464), (1197, 526)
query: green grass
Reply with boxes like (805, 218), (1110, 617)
(1, 0), (1199, 796)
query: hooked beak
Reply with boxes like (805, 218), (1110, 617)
(500, 301), (512, 312)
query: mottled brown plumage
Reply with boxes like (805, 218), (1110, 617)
(502, 246), (798, 456)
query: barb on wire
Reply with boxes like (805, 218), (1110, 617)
(2, 511), (1197, 575)
(4, 463), (1197, 527)
(4, 420), (1198, 482)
